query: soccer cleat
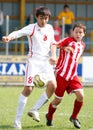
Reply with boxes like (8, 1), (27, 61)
(14, 120), (22, 130)
(28, 110), (40, 122)
(46, 114), (53, 126)
(69, 116), (81, 129)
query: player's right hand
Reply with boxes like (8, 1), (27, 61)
(2, 36), (10, 43)
(2, 36), (13, 43)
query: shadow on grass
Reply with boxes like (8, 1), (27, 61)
(0, 124), (75, 130)
(23, 124), (75, 130)
(0, 125), (13, 129)
(23, 124), (44, 129)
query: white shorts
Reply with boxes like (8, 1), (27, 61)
(24, 57), (56, 86)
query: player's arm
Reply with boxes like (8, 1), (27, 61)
(54, 38), (74, 53)
(2, 30), (25, 43)
(2, 24), (33, 43)
(49, 25), (58, 65)
(49, 44), (57, 65)
(55, 39), (67, 48)
(62, 46), (74, 53)
(55, 43), (74, 53)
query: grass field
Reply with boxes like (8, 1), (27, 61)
(0, 86), (93, 130)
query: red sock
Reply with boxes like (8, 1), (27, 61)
(71, 99), (83, 119)
(47, 102), (57, 120)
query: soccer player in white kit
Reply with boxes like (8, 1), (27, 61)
(2, 7), (57, 129)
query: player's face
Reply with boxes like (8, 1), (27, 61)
(36, 15), (49, 27)
(72, 27), (85, 42)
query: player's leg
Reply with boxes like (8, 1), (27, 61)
(28, 61), (56, 122)
(14, 86), (33, 130)
(71, 89), (84, 119)
(69, 76), (84, 129)
(28, 80), (56, 122)
(46, 75), (67, 126)
(14, 57), (35, 129)
(31, 79), (56, 110)
(69, 89), (84, 129)
(46, 97), (62, 126)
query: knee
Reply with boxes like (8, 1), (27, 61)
(22, 86), (33, 96)
(52, 98), (62, 106)
(56, 98), (62, 104)
(76, 93), (84, 102)
(47, 81), (56, 90)
(46, 81), (56, 98)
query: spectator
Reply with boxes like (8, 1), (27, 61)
(0, 10), (4, 40)
(26, 14), (34, 25)
(26, 8), (37, 25)
(57, 4), (75, 36)
(53, 20), (62, 42)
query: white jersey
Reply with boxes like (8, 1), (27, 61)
(9, 23), (56, 86)
(9, 23), (56, 60)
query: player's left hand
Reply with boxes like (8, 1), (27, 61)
(63, 46), (74, 53)
(49, 57), (57, 65)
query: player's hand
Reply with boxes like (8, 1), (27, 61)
(63, 46), (74, 53)
(49, 57), (57, 65)
(2, 36), (13, 43)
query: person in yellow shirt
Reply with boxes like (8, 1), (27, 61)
(58, 4), (75, 36)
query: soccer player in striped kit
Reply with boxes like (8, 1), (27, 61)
(46, 23), (86, 129)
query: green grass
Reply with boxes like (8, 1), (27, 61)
(0, 86), (93, 130)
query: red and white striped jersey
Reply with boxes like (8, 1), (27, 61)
(55, 37), (86, 81)
(9, 23), (55, 60)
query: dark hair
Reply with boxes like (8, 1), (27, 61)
(73, 23), (86, 34)
(35, 6), (51, 18)
(64, 4), (69, 9)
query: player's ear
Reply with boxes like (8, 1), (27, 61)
(84, 31), (86, 36)
(83, 31), (86, 37)
(35, 15), (38, 20)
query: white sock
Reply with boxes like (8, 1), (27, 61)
(15, 94), (27, 122)
(31, 91), (48, 111)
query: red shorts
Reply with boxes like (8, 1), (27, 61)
(55, 74), (83, 98)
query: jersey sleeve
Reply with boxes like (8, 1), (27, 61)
(49, 25), (56, 45)
(55, 37), (69, 47)
(8, 24), (35, 39)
